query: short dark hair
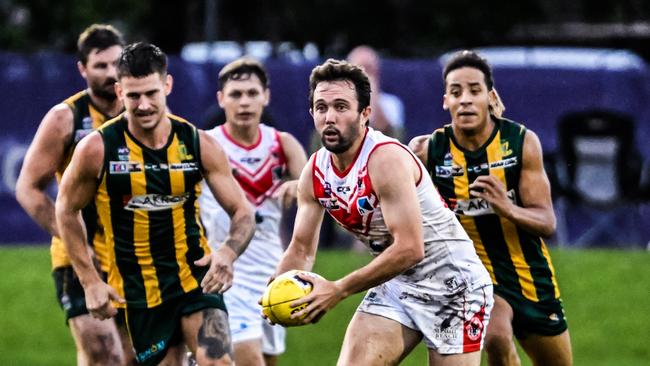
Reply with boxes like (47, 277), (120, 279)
(309, 58), (371, 113)
(117, 42), (168, 79)
(443, 50), (494, 90)
(77, 24), (124, 65)
(218, 57), (269, 90)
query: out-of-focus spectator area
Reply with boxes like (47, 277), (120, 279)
(1, 47), (649, 247)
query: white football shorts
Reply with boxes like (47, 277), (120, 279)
(357, 280), (493, 354)
(224, 282), (286, 355)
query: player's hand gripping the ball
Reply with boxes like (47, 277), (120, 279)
(291, 272), (345, 324)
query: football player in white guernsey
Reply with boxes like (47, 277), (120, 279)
(274, 59), (493, 366)
(199, 58), (308, 366)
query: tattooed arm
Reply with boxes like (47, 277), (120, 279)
(195, 130), (255, 293)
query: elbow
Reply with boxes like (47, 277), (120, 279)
(14, 178), (29, 208)
(538, 215), (556, 238)
(403, 245), (425, 268)
(14, 186), (27, 208)
(542, 220), (557, 238)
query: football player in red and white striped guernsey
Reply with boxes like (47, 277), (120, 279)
(199, 58), (307, 366)
(274, 59), (493, 366)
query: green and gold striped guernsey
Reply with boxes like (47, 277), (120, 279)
(426, 117), (560, 304)
(51, 90), (113, 272)
(96, 114), (211, 308)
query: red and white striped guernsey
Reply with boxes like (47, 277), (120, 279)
(199, 123), (288, 291)
(312, 128), (491, 295)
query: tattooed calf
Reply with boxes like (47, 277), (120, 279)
(198, 308), (233, 360)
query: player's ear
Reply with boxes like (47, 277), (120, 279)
(217, 90), (224, 108)
(114, 81), (123, 100)
(263, 88), (270, 107)
(77, 61), (87, 79)
(442, 94), (449, 110)
(361, 105), (372, 121)
(164, 74), (173, 96)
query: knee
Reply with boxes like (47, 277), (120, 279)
(484, 332), (516, 357)
(84, 332), (123, 366)
(485, 331), (510, 348)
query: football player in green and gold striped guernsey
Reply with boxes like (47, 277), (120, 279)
(16, 24), (131, 365)
(409, 50), (572, 366)
(56, 42), (255, 366)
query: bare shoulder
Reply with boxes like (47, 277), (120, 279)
(198, 129), (226, 154)
(278, 131), (306, 155)
(407, 134), (430, 163)
(368, 143), (419, 184)
(74, 131), (104, 160)
(40, 102), (75, 137)
(408, 134), (429, 153)
(370, 142), (413, 164)
(278, 130), (301, 145)
(522, 129), (544, 160)
(198, 129), (230, 173)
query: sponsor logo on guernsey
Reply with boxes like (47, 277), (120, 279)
(82, 116), (93, 129)
(323, 182), (332, 196)
(454, 189), (517, 216)
(435, 164), (464, 178)
(500, 140), (513, 156)
(109, 161), (142, 174)
(168, 162), (199, 171)
(356, 177), (364, 190)
(435, 156), (518, 178)
(74, 129), (93, 143)
(239, 156), (262, 164)
(136, 339), (166, 362)
(177, 142), (193, 160)
(357, 196), (374, 216)
(109, 161), (198, 174)
(117, 147), (130, 161)
(336, 186), (351, 193)
(124, 192), (191, 211)
(318, 197), (340, 210)
(72, 117), (95, 142)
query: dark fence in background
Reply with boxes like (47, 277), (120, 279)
(1, 48), (649, 246)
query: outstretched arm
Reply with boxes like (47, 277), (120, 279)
(16, 104), (74, 237)
(196, 130), (255, 293)
(55, 132), (123, 319)
(469, 130), (556, 237)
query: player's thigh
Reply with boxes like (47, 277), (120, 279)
(337, 311), (422, 366)
(519, 329), (572, 366)
(428, 348), (481, 366)
(155, 344), (186, 366)
(115, 308), (137, 365)
(69, 314), (123, 364)
(485, 294), (516, 343)
(182, 307), (234, 365)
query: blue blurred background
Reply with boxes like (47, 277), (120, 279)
(1, 0), (649, 247)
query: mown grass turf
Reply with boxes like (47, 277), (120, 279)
(0, 246), (648, 365)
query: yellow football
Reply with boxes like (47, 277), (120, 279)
(261, 270), (322, 327)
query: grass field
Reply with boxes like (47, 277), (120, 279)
(0, 246), (649, 365)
